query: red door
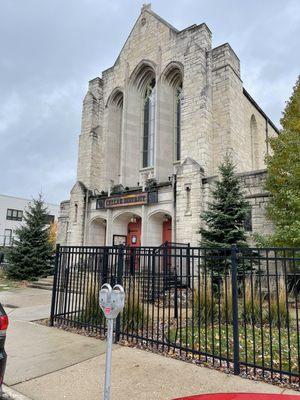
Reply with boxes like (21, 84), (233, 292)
(162, 219), (172, 269)
(127, 218), (141, 247)
(127, 218), (141, 271)
(162, 219), (172, 244)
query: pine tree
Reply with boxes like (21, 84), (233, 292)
(264, 76), (300, 247)
(200, 155), (250, 248)
(200, 155), (250, 277)
(7, 196), (53, 280)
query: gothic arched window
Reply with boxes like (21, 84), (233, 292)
(175, 83), (182, 161)
(143, 78), (156, 168)
(106, 89), (123, 184)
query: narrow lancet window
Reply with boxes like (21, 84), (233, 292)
(143, 78), (156, 168)
(175, 84), (182, 161)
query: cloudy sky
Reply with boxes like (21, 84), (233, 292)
(0, 0), (299, 204)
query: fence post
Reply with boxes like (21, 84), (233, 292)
(115, 245), (124, 342)
(174, 266), (178, 319)
(231, 244), (240, 375)
(151, 249), (156, 303)
(130, 248), (135, 276)
(187, 243), (191, 288)
(50, 244), (60, 327)
(102, 247), (109, 285)
(163, 244), (168, 291)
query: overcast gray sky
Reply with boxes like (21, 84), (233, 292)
(0, 0), (299, 204)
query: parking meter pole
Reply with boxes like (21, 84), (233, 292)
(99, 283), (125, 400)
(104, 319), (114, 400)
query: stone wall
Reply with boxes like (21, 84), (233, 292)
(211, 43), (257, 174)
(175, 158), (204, 245)
(57, 200), (70, 245)
(242, 91), (278, 170)
(211, 43), (278, 175)
(211, 44), (233, 174)
(77, 78), (104, 191)
(202, 169), (274, 245)
(67, 182), (87, 246)
(238, 169), (274, 243)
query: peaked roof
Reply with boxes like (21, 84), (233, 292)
(144, 4), (179, 33)
(110, 4), (179, 69)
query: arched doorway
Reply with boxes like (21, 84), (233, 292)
(127, 217), (142, 247)
(148, 212), (172, 246)
(88, 217), (106, 246)
(113, 212), (142, 272)
(112, 212), (142, 247)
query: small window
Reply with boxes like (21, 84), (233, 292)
(4, 229), (12, 237)
(6, 208), (23, 221)
(244, 208), (252, 232)
(74, 203), (78, 223)
(185, 184), (191, 215)
(4, 229), (12, 246)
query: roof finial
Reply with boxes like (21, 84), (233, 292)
(142, 3), (151, 12)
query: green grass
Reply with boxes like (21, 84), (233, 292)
(169, 323), (300, 374)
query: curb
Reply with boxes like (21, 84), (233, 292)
(1, 385), (32, 400)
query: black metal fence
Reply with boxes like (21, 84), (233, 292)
(50, 244), (300, 387)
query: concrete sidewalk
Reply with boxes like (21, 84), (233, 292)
(5, 320), (106, 385)
(11, 346), (300, 400)
(0, 288), (105, 386)
(0, 287), (299, 400)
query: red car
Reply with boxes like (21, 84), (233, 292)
(0, 303), (8, 388)
(173, 394), (300, 400)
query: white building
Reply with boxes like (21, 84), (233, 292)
(58, 5), (278, 248)
(0, 194), (59, 246)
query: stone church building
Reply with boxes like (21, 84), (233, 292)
(57, 4), (278, 248)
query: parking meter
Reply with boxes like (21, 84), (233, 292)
(99, 283), (125, 400)
(100, 284), (125, 320)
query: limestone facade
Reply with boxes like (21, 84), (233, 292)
(57, 5), (278, 248)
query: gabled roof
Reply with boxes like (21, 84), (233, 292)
(110, 4), (179, 69)
(144, 4), (179, 33)
(102, 4), (209, 73)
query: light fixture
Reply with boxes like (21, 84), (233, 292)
(130, 215), (137, 223)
